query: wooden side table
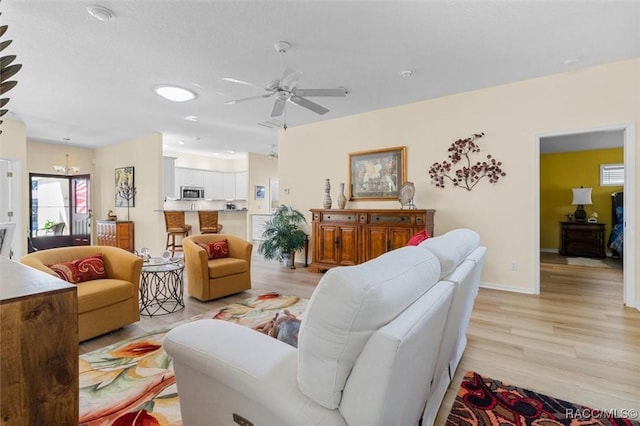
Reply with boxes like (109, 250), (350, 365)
(559, 222), (606, 258)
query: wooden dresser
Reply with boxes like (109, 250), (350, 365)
(96, 220), (134, 251)
(0, 257), (78, 424)
(309, 208), (435, 272)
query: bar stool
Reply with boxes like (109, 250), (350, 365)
(164, 211), (192, 256)
(197, 210), (224, 234)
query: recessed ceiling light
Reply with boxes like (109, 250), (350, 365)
(226, 150), (235, 154)
(184, 115), (198, 121)
(399, 70), (413, 78)
(564, 58), (579, 66)
(154, 85), (197, 102)
(87, 5), (115, 21)
(177, 140), (184, 145)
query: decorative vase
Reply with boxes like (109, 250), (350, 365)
(337, 183), (347, 209)
(322, 179), (332, 209)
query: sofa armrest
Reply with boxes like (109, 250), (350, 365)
(164, 320), (345, 426)
(101, 247), (143, 285)
(183, 238), (209, 288)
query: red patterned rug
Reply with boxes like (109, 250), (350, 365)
(446, 371), (640, 426)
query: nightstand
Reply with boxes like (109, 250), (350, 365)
(560, 222), (605, 258)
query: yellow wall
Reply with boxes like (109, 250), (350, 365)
(540, 148), (623, 251)
(279, 58), (639, 297)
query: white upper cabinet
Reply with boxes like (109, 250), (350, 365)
(235, 172), (247, 200)
(163, 157), (176, 198)
(203, 171), (224, 200)
(174, 167), (247, 200)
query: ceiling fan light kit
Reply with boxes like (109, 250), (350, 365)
(154, 85), (197, 102)
(224, 40), (347, 128)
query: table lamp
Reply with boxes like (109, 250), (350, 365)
(571, 187), (592, 222)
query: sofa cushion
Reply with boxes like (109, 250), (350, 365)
(406, 229), (431, 246)
(76, 278), (134, 313)
(297, 246), (441, 409)
(198, 240), (230, 259)
(49, 254), (107, 284)
(418, 228), (480, 277)
(207, 257), (247, 278)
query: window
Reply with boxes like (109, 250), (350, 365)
(600, 163), (624, 186)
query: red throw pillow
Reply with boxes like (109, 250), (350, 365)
(197, 239), (229, 259)
(49, 254), (107, 284)
(406, 230), (431, 246)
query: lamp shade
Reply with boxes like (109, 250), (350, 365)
(571, 187), (592, 205)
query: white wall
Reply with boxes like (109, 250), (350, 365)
(95, 133), (164, 253)
(279, 59), (639, 299)
(0, 119), (27, 257)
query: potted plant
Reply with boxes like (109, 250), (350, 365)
(258, 205), (307, 269)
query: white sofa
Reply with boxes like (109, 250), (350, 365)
(164, 228), (486, 425)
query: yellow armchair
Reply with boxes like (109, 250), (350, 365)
(183, 234), (252, 301)
(20, 246), (142, 341)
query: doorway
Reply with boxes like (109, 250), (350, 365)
(29, 173), (92, 251)
(535, 124), (636, 307)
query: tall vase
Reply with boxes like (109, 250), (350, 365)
(337, 182), (347, 209)
(322, 179), (332, 209)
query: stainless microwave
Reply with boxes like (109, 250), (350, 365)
(181, 186), (205, 200)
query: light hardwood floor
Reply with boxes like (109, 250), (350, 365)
(80, 253), (640, 423)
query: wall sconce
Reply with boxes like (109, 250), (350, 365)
(571, 187), (592, 222)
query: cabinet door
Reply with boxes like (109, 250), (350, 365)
(389, 227), (414, 250)
(315, 223), (340, 265)
(203, 171), (224, 200)
(235, 172), (248, 200)
(364, 226), (389, 261)
(337, 225), (358, 266)
(223, 173), (236, 199)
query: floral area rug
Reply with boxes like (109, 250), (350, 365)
(79, 292), (307, 426)
(446, 371), (639, 426)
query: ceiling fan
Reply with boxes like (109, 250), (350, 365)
(266, 144), (278, 159)
(223, 41), (346, 121)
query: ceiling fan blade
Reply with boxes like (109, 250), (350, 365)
(280, 67), (302, 90)
(289, 95), (329, 115)
(271, 98), (286, 117)
(225, 93), (274, 105)
(293, 88), (346, 97)
(221, 77), (263, 90)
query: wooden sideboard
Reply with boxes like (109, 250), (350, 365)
(309, 208), (435, 272)
(96, 220), (134, 252)
(0, 257), (78, 424)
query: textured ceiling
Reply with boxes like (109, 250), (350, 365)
(3, 1), (639, 157)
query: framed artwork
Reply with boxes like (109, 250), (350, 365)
(115, 166), (135, 207)
(349, 146), (407, 200)
(255, 185), (265, 200)
(0, 222), (16, 257)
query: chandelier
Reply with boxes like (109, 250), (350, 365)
(53, 138), (80, 175)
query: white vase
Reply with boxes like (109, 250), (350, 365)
(337, 183), (347, 209)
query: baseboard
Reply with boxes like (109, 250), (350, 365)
(479, 281), (537, 295)
(540, 248), (558, 253)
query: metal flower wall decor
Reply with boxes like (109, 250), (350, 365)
(429, 132), (506, 191)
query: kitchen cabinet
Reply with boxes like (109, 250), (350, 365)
(223, 173), (236, 199)
(203, 171), (224, 200)
(163, 157), (176, 198)
(309, 209), (435, 272)
(235, 172), (248, 200)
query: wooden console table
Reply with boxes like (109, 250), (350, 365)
(0, 257), (78, 424)
(309, 208), (435, 272)
(560, 222), (605, 258)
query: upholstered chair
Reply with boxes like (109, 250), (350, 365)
(183, 234), (252, 301)
(20, 246), (142, 341)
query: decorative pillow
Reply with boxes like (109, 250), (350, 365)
(406, 229), (431, 246)
(197, 239), (229, 259)
(49, 254), (107, 284)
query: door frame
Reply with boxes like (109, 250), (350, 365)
(534, 123), (636, 308)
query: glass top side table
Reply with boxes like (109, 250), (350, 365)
(139, 257), (185, 316)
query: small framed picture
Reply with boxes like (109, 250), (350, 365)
(255, 185), (265, 200)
